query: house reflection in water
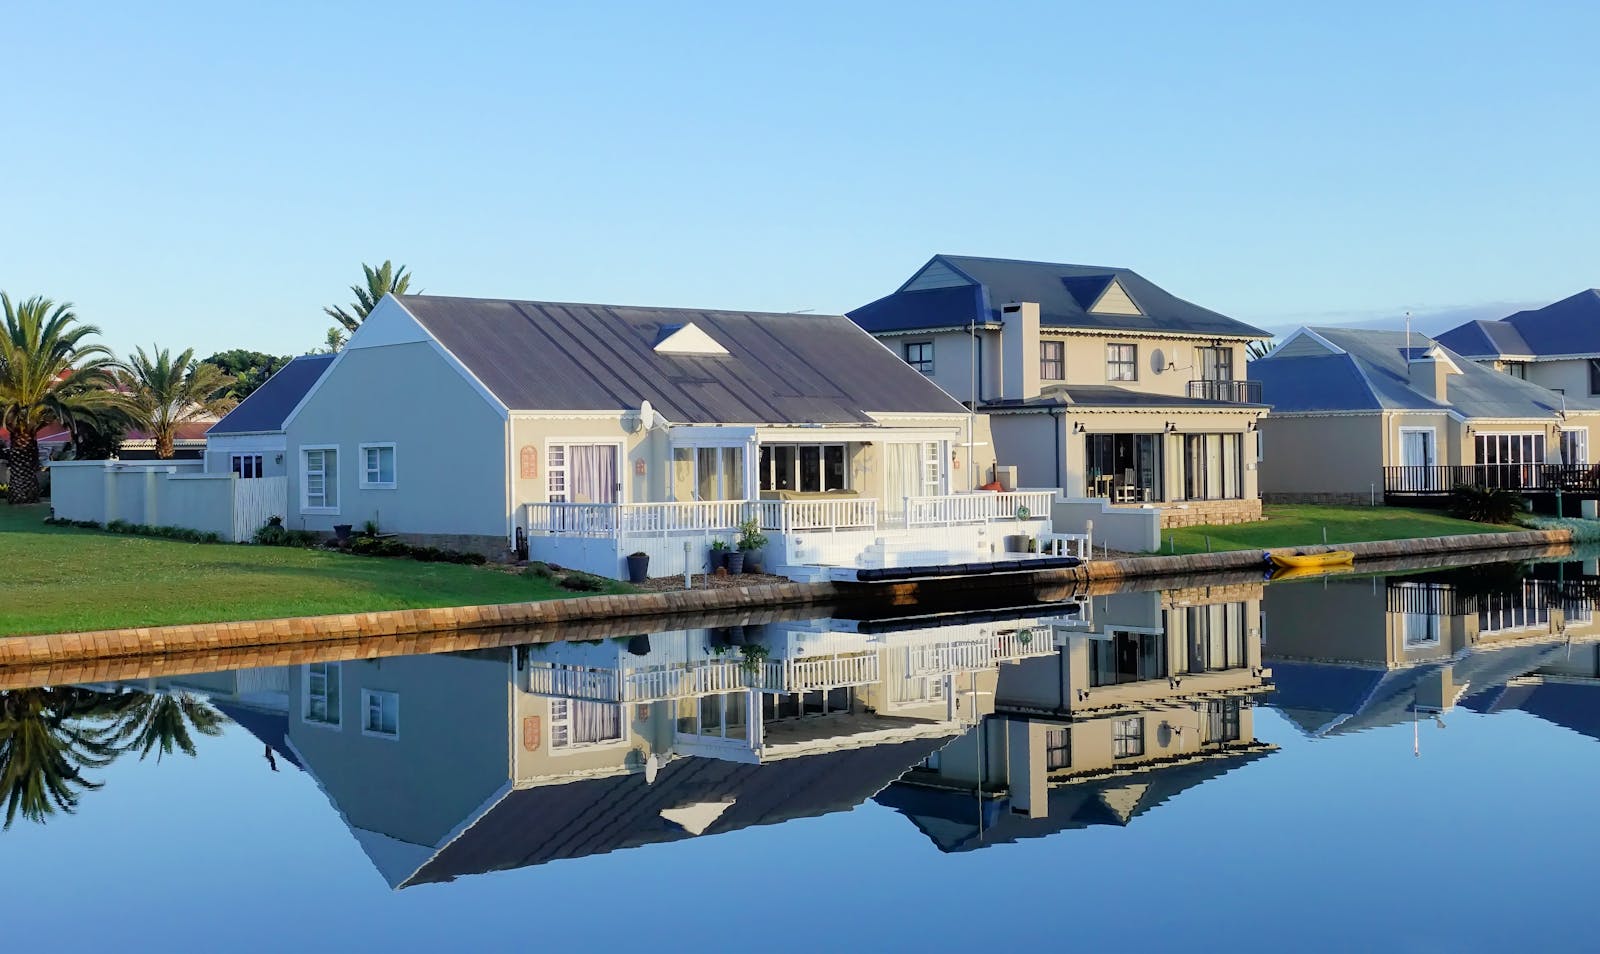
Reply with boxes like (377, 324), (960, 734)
(877, 585), (1276, 851)
(276, 603), (1081, 887)
(1263, 560), (1600, 739)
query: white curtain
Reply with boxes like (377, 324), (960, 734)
(570, 445), (618, 503)
(885, 443), (920, 521)
(573, 701), (622, 744)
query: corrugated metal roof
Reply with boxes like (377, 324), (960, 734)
(1438, 291), (1600, 359)
(397, 296), (967, 423)
(208, 354), (336, 435)
(406, 736), (950, 885)
(1251, 326), (1600, 417)
(849, 254), (1271, 339)
(984, 384), (1266, 411)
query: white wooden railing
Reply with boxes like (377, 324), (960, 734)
(901, 628), (1059, 676)
(526, 664), (621, 702)
(523, 500), (751, 538)
(901, 490), (1057, 528)
(756, 498), (878, 532)
(755, 653), (881, 692)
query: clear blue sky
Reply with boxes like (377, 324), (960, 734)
(3, 1), (1596, 357)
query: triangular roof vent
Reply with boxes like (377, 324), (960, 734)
(654, 323), (729, 356)
(1088, 277), (1143, 316)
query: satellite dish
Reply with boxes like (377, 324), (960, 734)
(645, 753), (660, 785)
(638, 399), (657, 431)
(1150, 348), (1167, 375)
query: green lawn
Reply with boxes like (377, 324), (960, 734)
(0, 504), (626, 636)
(1162, 504), (1518, 555)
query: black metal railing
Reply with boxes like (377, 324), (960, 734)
(1383, 464), (1600, 495)
(1187, 379), (1263, 403)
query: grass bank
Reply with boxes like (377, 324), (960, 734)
(1162, 504), (1519, 555)
(0, 504), (627, 637)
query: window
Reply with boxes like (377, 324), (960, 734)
(301, 447), (338, 512)
(1182, 433), (1243, 500)
(1113, 717), (1144, 759)
(303, 662), (341, 727)
(1590, 359), (1600, 396)
(1197, 345), (1233, 382)
(1186, 603), (1247, 672)
(1046, 727), (1071, 770)
(1107, 343), (1138, 382)
(360, 443), (396, 489)
(1474, 432), (1546, 490)
(904, 341), (934, 374)
(231, 453), (264, 479)
(547, 443), (620, 503)
(1090, 631), (1168, 687)
(1562, 429), (1589, 466)
(759, 444), (847, 493)
(550, 698), (623, 749)
(362, 689), (399, 738)
(1040, 340), (1065, 381)
(1503, 361), (1527, 380)
(1085, 433), (1163, 501)
(1203, 700), (1241, 744)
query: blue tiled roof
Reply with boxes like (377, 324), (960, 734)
(1250, 327), (1600, 417)
(208, 354), (336, 435)
(1438, 290), (1600, 359)
(848, 254), (1271, 338)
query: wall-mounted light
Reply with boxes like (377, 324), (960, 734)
(1073, 421), (1086, 434)
(1165, 421), (1177, 433)
(1247, 420), (1257, 432)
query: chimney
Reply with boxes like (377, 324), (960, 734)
(1001, 301), (1041, 401)
(1408, 350), (1451, 403)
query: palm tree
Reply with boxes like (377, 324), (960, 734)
(324, 260), (413, 334)
(1246, 339), (1274, 360)
(0, 688), (125, 829)
(120, 347), (236, 459)
(104, 691), (227, 762)
(0, 294), (128, 504)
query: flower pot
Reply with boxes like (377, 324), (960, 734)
(626, 552), (650, 583)
(626, 634), (652, 657)
(1004, 534), (1029, 554)
(709, 549), (728, 572)
(333, 524), (353, 542)
(726, 551), (747, 574)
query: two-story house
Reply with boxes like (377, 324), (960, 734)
(849, 255), (1272, 528)
(1436, 290), (1600, 396)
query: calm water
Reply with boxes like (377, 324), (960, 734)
(5, 556), (1600, 952)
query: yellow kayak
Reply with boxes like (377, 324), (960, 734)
(1268, 549), (1356, 569)
(1269, 563), (1357, 582)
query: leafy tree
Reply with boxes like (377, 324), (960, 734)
(104, 691), (227, 762)
(0, 294), (128, 503)
(119, 346), (236, 459)
(320, 326), (347, 354)
(0, 688), (125, 829)
(202, 349), (293, 401)
(65, 402), (135, 460)
(324, 260), (412, 334)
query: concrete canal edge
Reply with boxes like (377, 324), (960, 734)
(0, 528), (1574, 669)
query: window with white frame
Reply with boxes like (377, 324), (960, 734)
(360, 443), (397, 489)
(550, 698), (623, 749)
(303, 662), (341, 726)
(231, 453), (264, 479)
(671, 445), (745, 501)
(302, 447), (338, 512)
(1107, 343), (1138, 382)
(1562, 428), (1589, 466)
(1113, 716), (1144, 759)
(362, 689), (399, 738)
(904, 341), (934, 374)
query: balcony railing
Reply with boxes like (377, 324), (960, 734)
(1187, 379), (1263, 403)
(901, 490), (1056, 528)
(1383, 464), (1600, 496)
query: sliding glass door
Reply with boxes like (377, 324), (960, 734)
(1182, 433), (1243, 500)
(1085, 434), (1163, 502)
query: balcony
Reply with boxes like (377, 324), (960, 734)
(1382, 464), (1600, 497)
(1187, 379), (1263, 403)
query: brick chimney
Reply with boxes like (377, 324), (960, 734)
(1001, 301), (1041, 401)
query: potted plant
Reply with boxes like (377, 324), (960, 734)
(736, 518), (769, 574)
(726, 547), (747, 575)
(333, 523), (354, 542)
(1004, 505), (1032, 554)
(709, 539), (730, 572)
(626, 550), (650, 583)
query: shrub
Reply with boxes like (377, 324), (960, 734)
(736, 517), (769, 553)
(558, 572), (607, 592)
(253, 521), (323, 547)
(344, 533), (487, 564)
(523, 562), (557, 580)
(1448, 484), (1526, 524)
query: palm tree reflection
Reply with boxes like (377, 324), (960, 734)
(0, 687), (228, 829)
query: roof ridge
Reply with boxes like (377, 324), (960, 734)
(937, 253), (1132, 272)
(402, 293), (842, 321)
